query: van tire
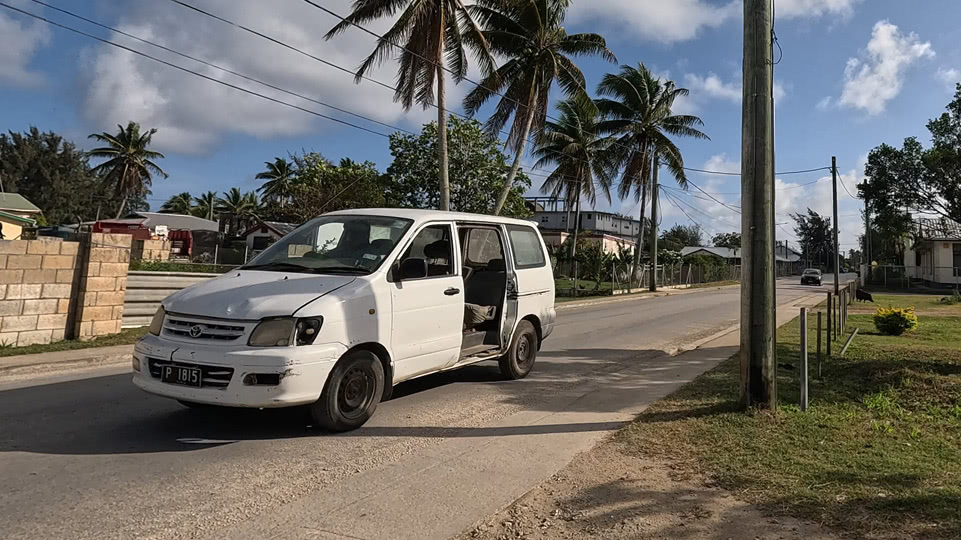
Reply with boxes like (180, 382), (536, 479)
(499, 320), (537, 380)
(311, 350), (384, 432)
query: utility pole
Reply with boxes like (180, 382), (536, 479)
(832, 156), (840, 295)
(740, 0), (776, 409)
(649, 158), (659, 292)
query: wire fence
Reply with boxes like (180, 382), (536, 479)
(863, 265), (961, 291)
(553, 260), (743, 298)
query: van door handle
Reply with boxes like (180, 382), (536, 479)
(444, 287), (460, 296)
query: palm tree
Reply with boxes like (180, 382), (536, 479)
(255, 157), (296, 207)
(465, 0), (616, 215)
(217, 188), (259, 237)
(87, 121), (168, 218)
(160, 192), (194, 215)
(194, 191), (218, 221)
(533, 97), (613, 289)
(595, 63), (709, 281)
(324, 0), (493, 211)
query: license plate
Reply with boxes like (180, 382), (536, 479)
(161, 365), (202, 387)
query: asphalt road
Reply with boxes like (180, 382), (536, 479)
(0, 276), (851, 540)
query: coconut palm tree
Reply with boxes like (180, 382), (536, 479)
(595, 63), (709, 281)
(217, 188), (259, 237)
(87, 122), (167, 218)
(533, 97), (614, 286)
(194, 191), (218, 221)
(325, 0), (493, 211)
(160, 192), (194, 215)
(255, 157), (296, 207)
(465, 0), (615, 215)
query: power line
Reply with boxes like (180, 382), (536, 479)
(662, 190), (716, 234)
(0, 2), (393, 139)
(27, 0), (415, 136)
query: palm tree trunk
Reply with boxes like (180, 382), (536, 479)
(630, 173), (650, 287)
(436, 14), (450, 211)
(493, 88), (538, 216)
(571, 196), (582, 298)
(114, 162), (130, 219)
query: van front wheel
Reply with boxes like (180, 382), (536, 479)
(311, 351), (384, 432)
(499, 320), (537, 380)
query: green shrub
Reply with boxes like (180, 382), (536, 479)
(873, 306), (919, 336)
(940, 289), (961, 305)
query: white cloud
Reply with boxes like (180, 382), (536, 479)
(839, 21), (935, 115)
(0, 1), (51, 87)
(568, 0), (740, 44)
(79, 0), (451, 155)
(936, 67), (960, 92)
(774, 0), (863, 19)
(816, 96), (833, 110)
(680, 72), (787, 111)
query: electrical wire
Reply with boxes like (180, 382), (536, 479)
(0, 2), (393, 139)
(27, 0), (416, 136)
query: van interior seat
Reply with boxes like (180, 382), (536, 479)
(465, 258), (507, 313)
(424, 240), (452, 276)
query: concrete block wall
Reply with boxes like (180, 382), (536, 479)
(0, 234), (132, 347)
(131, 238), (171, 261)
(0, 238), (78, 347)
(75, 233), (131, 340)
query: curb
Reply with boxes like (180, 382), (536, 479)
(0, 345), (133, 379)
(557, 283), (740, 310)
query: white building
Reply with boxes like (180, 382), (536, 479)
(903, 217), (961, 286)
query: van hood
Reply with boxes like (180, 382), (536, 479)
(164, 271), (355, 320)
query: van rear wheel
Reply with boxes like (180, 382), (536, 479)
(311, 350), (384, 432)
(499, 320), (537, 380)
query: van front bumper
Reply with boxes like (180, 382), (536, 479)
(131, 334), (345, 408)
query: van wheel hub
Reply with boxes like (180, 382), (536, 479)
(340, 368), (373, 417)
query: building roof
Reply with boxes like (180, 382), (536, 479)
(0, 193), (41, 214)
(916, 217), (961, 241)
(0, 210), (37, 225)
(327, 208), (539, 227)
(682, 246), (741, 259)
(240, 219), (298, 238)
(124, 211), (219, 232)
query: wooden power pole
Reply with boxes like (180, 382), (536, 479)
(740, 0), (776, 409)
(832, 156), (840, 295)
(649, 157), (660, 292)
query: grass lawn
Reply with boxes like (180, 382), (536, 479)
(0, 327), (148, 358)
(619, 312), (961, 539)
(850, 293), (961, 315)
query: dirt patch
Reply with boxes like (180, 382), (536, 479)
(459, 440), (838, 540)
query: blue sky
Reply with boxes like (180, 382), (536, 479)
(2, 0), (960, 251)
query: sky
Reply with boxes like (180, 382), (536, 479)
(2, 0), (960, 252)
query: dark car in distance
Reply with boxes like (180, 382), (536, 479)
(801, 268), (823, 286)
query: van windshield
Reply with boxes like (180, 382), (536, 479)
(242, 215), (413, 275)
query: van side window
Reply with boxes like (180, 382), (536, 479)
(466, 229), (503, 266)
(507, 226), (546, 269)
(401, 225), (453, 276)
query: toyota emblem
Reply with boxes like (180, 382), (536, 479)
(188, 325), (203, 338)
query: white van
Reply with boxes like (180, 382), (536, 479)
(132, 209), (556, 431)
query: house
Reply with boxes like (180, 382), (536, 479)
(527, 198), (643, 254)
(681, 246), (741, 263)
(240, 219), (297, 255)
(540, 230), (634, 254)
(903, 217), (961, 286)
(0, 193), (42, 240)
(682, 243), (803, 274)
(94, 212), (220, 258)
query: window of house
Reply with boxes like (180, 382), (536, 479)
(507, 226), (546, 269)
(586, 214), (592, 220)
(954, 244), (961, 276)
(541, 216), (549, 223)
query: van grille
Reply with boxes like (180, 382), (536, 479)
(147, 358), (234, 388)
(163, 316), (247, 341)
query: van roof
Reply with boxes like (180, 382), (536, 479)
(326, 208), (539, 228)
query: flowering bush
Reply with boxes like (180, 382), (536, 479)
(874, 307), (919, 336)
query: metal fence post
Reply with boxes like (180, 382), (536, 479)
(826, 293), (833, 356)
(800, 307), (809, 411)
(816, 311), (823, 378)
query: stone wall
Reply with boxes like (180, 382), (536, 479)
(131, 238), (171, 261)
(0, 238), (78, 347)
(75, 234), (131, 340)
(0, 234), (131, 347)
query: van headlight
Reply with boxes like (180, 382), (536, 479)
(248, 318), (295, 347)
(295, 318), (323, 346)
(149, 307), (165, 336)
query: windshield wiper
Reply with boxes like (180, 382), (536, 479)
(312, 266), (370, 275)
(240, 262), (313, 273)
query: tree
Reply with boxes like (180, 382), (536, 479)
(255, 157), (296, 206)
(160, 192), (194, 215)
(464, 0), (615, 215)
(0, 127), (125, 225)
(325, 0), (493, 211)
(193, 191), (218, 221)
(534, 97), (613, 268)
(659, 224), (703, 252)
(712, 232), (741, 249)
(385, 116), (531, 216)
(87, 121), (167, 218)
(792, 209), (833, 268)
(595, 64), (709, 279)
(285, 155), (390, 223)
(217, 188), (259, 237)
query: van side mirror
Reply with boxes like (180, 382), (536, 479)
(397, 258), (428, 280)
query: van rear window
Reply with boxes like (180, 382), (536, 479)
(507, 226), (546, 269)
